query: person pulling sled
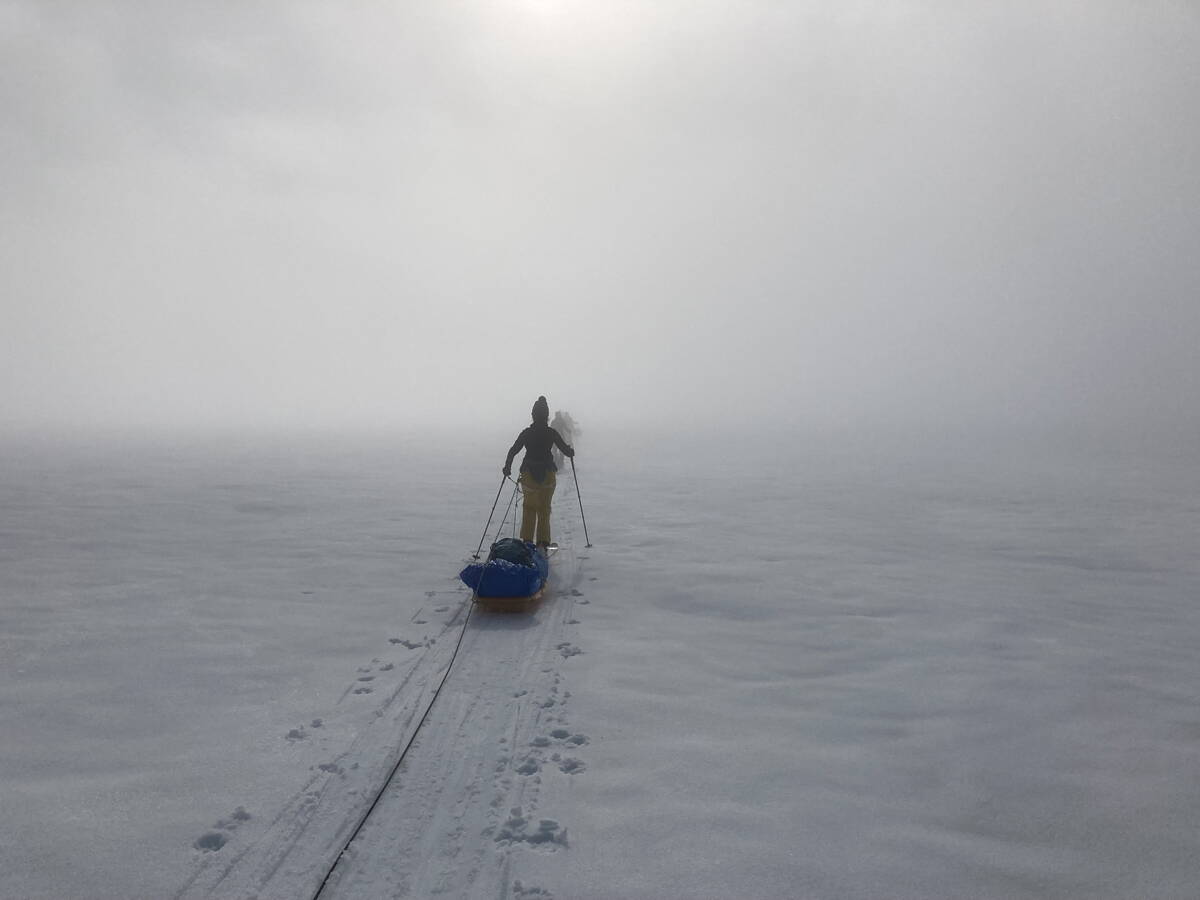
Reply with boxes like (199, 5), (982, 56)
(503, 396), (574, 549)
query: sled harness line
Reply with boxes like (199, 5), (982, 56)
(472, 475), (509, 559)
(493, 476), (522, 545)
(473, 475), (523, 558)
(310, 596), (478, 900)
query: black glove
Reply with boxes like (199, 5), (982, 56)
(503, 466), (511, 477)
(565, 447), (575, 458)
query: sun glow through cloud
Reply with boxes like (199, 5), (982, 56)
(0, 0), (1196, 435)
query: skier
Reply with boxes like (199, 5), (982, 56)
(503, 396), (575, 549)
(549, 409), (578, 469)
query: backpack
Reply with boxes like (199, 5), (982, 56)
(488, 537), (534, 567)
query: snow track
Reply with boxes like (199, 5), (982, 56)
(318, 539), (585, 899)
(177, 532), (586, 900)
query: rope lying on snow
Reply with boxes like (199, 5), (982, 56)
(311, 594), (477, 899)
(312, 466), (558, 897)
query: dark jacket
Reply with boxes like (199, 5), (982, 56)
(506, 423), (573, 483)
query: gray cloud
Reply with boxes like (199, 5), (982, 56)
(2, 0), (1197, 434)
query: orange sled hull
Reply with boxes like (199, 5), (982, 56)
(474, 584), (546, 613)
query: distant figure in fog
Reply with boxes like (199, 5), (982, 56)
(549, 410), (579, 469)
(504, 396), (574, 548)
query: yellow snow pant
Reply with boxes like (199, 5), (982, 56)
(519, 470), (557, 545)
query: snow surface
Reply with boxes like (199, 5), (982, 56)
(2, 429), (1199, 899)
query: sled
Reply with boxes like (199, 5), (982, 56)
(459, 539), (553, 614)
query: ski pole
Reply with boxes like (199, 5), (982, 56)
(570, 456), (592, 548)
(473, 475), (508, 559)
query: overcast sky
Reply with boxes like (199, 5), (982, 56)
(2, 1), (1197, 435)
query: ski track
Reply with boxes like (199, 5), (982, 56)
(176, 522), (586, 900)
(319, 534), (586, 900)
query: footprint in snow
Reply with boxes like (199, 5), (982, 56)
(357, 675), (375, 682)
(311, 718), (323, 728)
(494, 808), (567, 848)
(194, 832), (227, 852)
(556, 642), (582, 658)
(286, 728), (307, 741)
(353, 686), (373, 695)
(379, 662), (394, 671)
(558, 758), (586, 774)
(195, 806), (251, 851)
(513, 880), (555, 899)
(215, 807), (251, 830)
(318, 763), (344, 775)
(569, 589), (583, 597)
